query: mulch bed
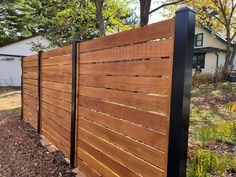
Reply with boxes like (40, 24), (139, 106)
(0, 113), (76, 177)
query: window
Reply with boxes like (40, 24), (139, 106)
(193, 54), (205, 68)
(194, 33), (203, 47)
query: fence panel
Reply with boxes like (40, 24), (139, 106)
(76, 18), (175, 177)
(22, 7), (196, 177)
(22, 54), (38, 129)
(40, 46), (72, 158)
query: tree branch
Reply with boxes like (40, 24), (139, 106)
(230, 32), (236, 41)
(149, 0), (184, 15)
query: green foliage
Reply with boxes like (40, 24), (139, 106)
(194, 121), (236, 145)
(0, 0), (138, 46)
(0, 0), (45, 45)
(187, 149), (233, 177)
(192, 73), (215, 88)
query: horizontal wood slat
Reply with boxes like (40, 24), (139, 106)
(42, 55), (72, 66)
(80, 40), (171, 63)
(23, 78), (37, 86)
(80, 18), (174, 53)
(23, 60), (38, 67)
(23, 66), (38, 72)
(41, 94), (71, 112)
(41, 87), (71, 102)
(79, 96), (168, 133)
(78, 148), (118, 177)
(41, 127), (70, 157)
(23, 83), (38, 92)
(41, 64), (72, 74)
(23, 54), (38, 62)
(79, 86), (168, 114)
(41, 101), (71, 122)
(78, 139), (138, 177)
(80, 59), (172, 77)
(41, 73), (72, 84)
(77, 158), (101, 177)
(42, 45), (71, 59)
(23, 72), (38, 80)
(41, 81), (72, 93)
(80, 75), (170, 94)
(78, 118), (166, 169)
(78, 126), (164, 177)
(79, 106), (167, 150)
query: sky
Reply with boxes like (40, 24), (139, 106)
(129, 0), (172, 24)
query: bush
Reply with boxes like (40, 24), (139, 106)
(192, 73), (215, 87)
(187, 149), (233, 177)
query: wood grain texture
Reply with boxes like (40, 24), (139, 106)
(41, 87), (71, 102)
(79, 86), (168, 114)
(42, 45), (71, 59)
(77, 148), (119, 177)
(79, 96), (168, 133)
(41, 81), (72, 93)
(80, 59), (172, 77)
(42, 55), (72, 66)
(79, 75), (170, 94)
(41, 73), (72, 84)
(41, 101), (71, 122)
(41, 64), (72, 74)
(23, 54), (38, 62)
(80, 18), (174, 53)
(79, 106), (167, 150)
(78, 139), (138, 177)
(78, 127), (164, 177)
(77, 158), (101, 177)
(80, 40), (171, 63)
(78, 119), (166, 169)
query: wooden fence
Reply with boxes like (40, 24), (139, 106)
(22, 7), (196, 177)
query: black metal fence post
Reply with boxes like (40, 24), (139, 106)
(37, 51), (43, 134)
(70, 38), (82, 168)
(21, 56), (24, 119)
(167, 7), (196, 177)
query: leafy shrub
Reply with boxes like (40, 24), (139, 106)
(226, 102), (236, 113)
(187, 149), (232, 177)
(192, 73), (215, 88)
(194, 121), (236, 145)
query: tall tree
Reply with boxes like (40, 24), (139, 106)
(166, 0), (236, 78)
(94, 0), (105, 36)
(0, 0), (44, 45)
(139, 0), (151, 27)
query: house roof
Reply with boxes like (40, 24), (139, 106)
(194, 47), (227, 54)
(0, 33), (46, 48)
(201, 25), (235, 45)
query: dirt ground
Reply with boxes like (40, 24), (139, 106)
(0, 88), (75, 177)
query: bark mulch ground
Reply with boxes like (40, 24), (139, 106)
(0, 89), (76, 177)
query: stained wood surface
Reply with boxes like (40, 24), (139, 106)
(22, 17), (176, 177)
(80, 40), (171, 63)
(80, 18), (174, 53)
(76, 18), (175, 177)
(22, 55), (38, 129)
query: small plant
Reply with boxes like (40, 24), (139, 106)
(226, 102), (236, 113)
(194, 121), (236, 145)
(192, 73), (215, 88)
(187, 149), (232, 177)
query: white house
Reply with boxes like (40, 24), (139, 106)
(193, 25), (236, 74)
(0, 35), (51, 86)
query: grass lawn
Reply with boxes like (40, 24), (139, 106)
(188, 83), (236, 177)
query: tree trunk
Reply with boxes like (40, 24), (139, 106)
(94, 0), (105, 36)
(139, 0), (151, 27)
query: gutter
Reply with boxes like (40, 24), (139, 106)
(0, 53), (26, 57)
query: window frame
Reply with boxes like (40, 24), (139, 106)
(194, 33), (204, 47)
(193, 53), (205, 69)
